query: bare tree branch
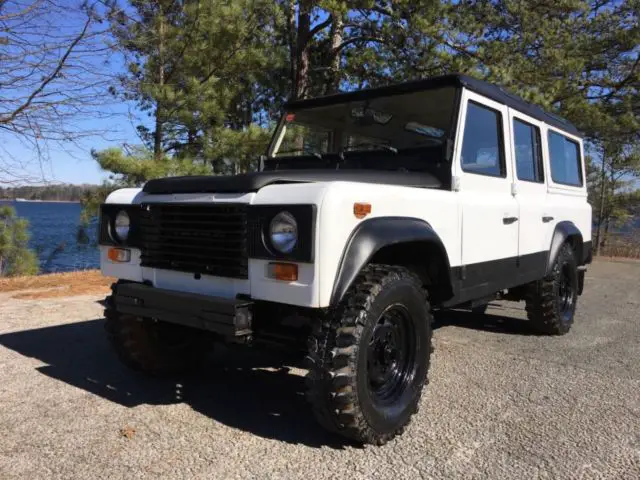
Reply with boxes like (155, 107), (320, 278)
(0, 18), (90, 125)
(0, 0), (121, 184)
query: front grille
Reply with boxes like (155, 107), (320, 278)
(138, 203), (248, 279)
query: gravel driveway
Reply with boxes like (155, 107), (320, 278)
(0, 260), (638, 479)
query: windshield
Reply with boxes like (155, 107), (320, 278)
(269, 86), (456, 159)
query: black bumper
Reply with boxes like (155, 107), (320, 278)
(111, 283), (252, 336)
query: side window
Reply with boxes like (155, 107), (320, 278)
(513, 119), (543, 182)
(461, 101), (504, 177)
(548, 131), (582, 186)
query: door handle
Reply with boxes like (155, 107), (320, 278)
(542, 215), (554, 223)
(503, 216), (518, 225)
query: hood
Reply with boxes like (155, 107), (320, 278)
(142, 169), (442, 194)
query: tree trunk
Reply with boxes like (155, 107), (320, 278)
(594, 145), (607, 255)
(287, 0), (297, 99)
(326, 14), (343, 94)
(602, 216), (611, 252)
(154, 13), (166, 161)
(601, 169), (617, 252)
(294, 1), (311, 100)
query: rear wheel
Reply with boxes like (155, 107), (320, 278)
(104, 297), (210, 376)
(525, 243), (578, 335)
(305, 265), (432, 445)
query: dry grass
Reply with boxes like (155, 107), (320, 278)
(598, 232), (640, 259)
(0, 270), (113, 299)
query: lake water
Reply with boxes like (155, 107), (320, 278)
(1, 201), (99, 274)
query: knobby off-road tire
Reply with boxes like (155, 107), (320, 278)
(305, 264), (433, 445)
(104, 296), (210, 376)
(525, 243), (579, 335)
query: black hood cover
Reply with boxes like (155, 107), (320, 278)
(142, 169), (442, 194)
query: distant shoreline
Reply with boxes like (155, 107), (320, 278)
(0, 199), (80, 204)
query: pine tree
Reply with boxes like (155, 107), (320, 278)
(105, 0), (284, 163)
(0, 206), (39, 277)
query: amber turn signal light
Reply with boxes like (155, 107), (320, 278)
(268, 262), (298, 281)
(354, 202), (372, 219)
(107, 247), (131, 263)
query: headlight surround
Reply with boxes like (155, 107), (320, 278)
(269, 211), (298, 254)
(113, 210), (130, 242)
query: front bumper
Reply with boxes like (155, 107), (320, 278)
(111, 282), (253, 336)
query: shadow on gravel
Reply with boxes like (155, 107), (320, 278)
(0, 307), (539, 448)
(434, 304), (542, 336)
(0, 319), (347, 449)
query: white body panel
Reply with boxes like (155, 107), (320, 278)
(543, 126), (592, 245)
(506, 108), (550, 257)
(315, 182), (460, 307)
(453, 90), (519, 267)
(101, 86), (591, 309)
(103, 181), (460, 308)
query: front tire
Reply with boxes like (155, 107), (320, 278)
(305, 265), (432, 445)
(104, 299), (210, 376)
(525, 243), (579, 335)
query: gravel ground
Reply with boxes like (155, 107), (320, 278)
(0, 260), (638, 479)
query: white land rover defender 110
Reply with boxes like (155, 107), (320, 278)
(99, 74), (592, 445)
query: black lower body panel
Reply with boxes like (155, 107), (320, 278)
(112, 283), (252, 336)
(444, 251), (547, 308)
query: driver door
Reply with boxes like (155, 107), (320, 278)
(453, 91), (519, 302)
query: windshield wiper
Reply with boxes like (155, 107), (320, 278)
(276, 147), (323, 159)
(341, 143), (398, 154)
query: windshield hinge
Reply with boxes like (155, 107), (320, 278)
(446, 138), (454, 162)
(511, 182), (518, 196)
(452, 176), (461, 192)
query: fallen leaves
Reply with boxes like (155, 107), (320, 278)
(119, 426), (136, 440)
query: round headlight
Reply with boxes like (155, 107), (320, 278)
(114, 210), (130, 242)
(269, 211), (298, 254)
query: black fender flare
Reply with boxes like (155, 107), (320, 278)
(329, 217), (453, 306)
(546, 221), (584, 275)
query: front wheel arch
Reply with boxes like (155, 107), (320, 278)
(329, 217), (454, 306)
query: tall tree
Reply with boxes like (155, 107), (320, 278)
(590, 139), (640, 253)
(106, 0), (284, 163)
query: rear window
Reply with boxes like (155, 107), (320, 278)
(548, 131), (582, 186)
(513, 119), (543, 183)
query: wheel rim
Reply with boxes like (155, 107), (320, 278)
(557, 264), (575, 321)
(366, 304), (417, 406)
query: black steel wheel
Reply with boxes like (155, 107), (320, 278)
(557, 263), (576, 322)
(367, 305), (417, 407)
(525, 243), (579, 335)
(305, 264), (432, 445)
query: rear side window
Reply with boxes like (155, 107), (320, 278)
(461, 101), (505, 177)
(513, 119), (543, 182)
(548, 131), (582, 186)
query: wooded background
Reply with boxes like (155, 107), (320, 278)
(0, 0), (638, 258)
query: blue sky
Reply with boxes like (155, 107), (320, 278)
(4, 106), (140, 185)
(2, 73), (143, 186)
(0, 0), (142, 186)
